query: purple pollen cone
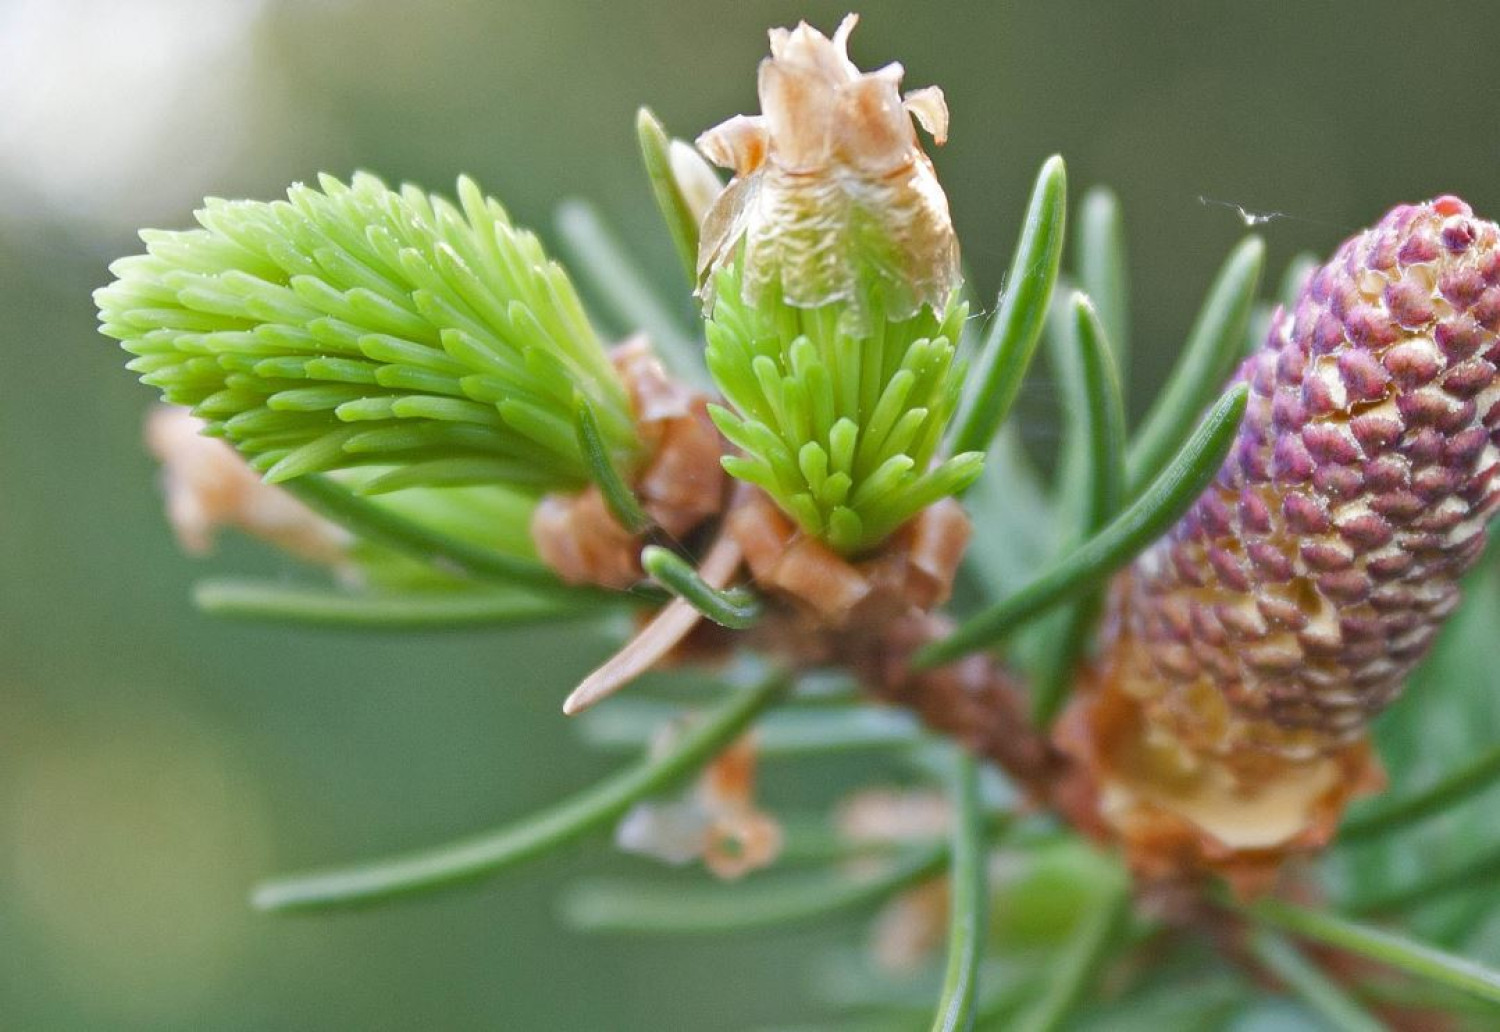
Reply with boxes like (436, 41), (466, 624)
(1121, 196), (1500, 762)
(1056, 198), (1500, 890)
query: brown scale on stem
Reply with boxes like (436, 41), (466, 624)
(531, 336), (728, 590)
(559, 474), (1056, 795)
(728, 488), (1059, 793)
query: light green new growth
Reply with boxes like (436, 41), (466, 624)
(704, 264), (983, 555)
(96, 173), (640, 494)
(338, 477), (544, 588)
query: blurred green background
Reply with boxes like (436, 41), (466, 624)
(4, 0), (1500, 1027)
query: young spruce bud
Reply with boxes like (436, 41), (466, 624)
(96, 173), (641, 495)
(694, 16), (980, 556)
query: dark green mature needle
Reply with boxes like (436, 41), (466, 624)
(577, 699), (923, 756)
(930, 749), (988, 1032)
(575, 395), (651, 533)
(1344, 841), (1500, 916)
(636, 107), (703, 285)
(1248, 931), (1385, 1032)
(1011, 881), (1132, 1032)
(281, 475), (577, 594)
(917, 383), (1246, 667)
(1126, 235), (1262, 492)
(1340, 744), (1500, 843)
(641, 545), (761, 629)
(1246, 898), (1500, 1007)
(948, 156), (1068, 458)
(1076, 187), (1131, 378)
(1030, 294), (1127, 725)
(560, 846), (949, 934)
(253, 673), (787, 912)
(193, 579), (607, 630)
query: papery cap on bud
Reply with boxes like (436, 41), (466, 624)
(667, 139), (724, 227)
(695, 13), (960, 324)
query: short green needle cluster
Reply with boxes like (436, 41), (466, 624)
(96, 173), (640, 496)
(705, 265), (982, 554)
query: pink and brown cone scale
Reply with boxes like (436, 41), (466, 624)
(1060, 197), (1500, 892)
